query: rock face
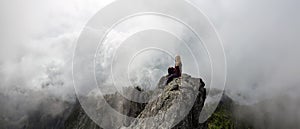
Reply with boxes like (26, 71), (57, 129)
(127, 74), (207, 129)
(64, 74), (207, 129)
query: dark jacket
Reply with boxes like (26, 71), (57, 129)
(166, 66), (181, 85)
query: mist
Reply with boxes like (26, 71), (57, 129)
(193, 0), (300, 128)
(0, 0), (300, 128)
(0, 0), (109, 127)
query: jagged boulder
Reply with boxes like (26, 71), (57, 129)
(126, 74), (207, 129)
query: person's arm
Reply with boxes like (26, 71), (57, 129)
(175, 55), (182, 76)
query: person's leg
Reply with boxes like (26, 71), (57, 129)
(166, 74), (175, 85)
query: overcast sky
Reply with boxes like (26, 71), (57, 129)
(0, 0), (300, 127)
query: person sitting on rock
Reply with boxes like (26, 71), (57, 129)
(165, 55), (182, 85)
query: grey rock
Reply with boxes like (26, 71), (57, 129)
(126, 74), (207, 129)
(64, 74), (207, 129)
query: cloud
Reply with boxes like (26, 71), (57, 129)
(0, 0), (300, 128)
(192, 0), (300, 127)
(0, 0), (112, 126)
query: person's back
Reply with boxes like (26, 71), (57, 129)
(175, 55), (182, 76)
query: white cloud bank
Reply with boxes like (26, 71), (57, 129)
(0, 0), (299, 128)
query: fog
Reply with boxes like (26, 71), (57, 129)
(193, 0), (300, 127)
(0, 0), (300, 128)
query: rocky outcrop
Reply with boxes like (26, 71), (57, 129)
(127, 74), (207, 129)
(64, 74), (207, 129)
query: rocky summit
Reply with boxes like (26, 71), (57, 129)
(64, 74), (207, 129)
(126, 74), (207, 129)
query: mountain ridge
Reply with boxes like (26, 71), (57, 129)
(65, 74), (207, 129)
